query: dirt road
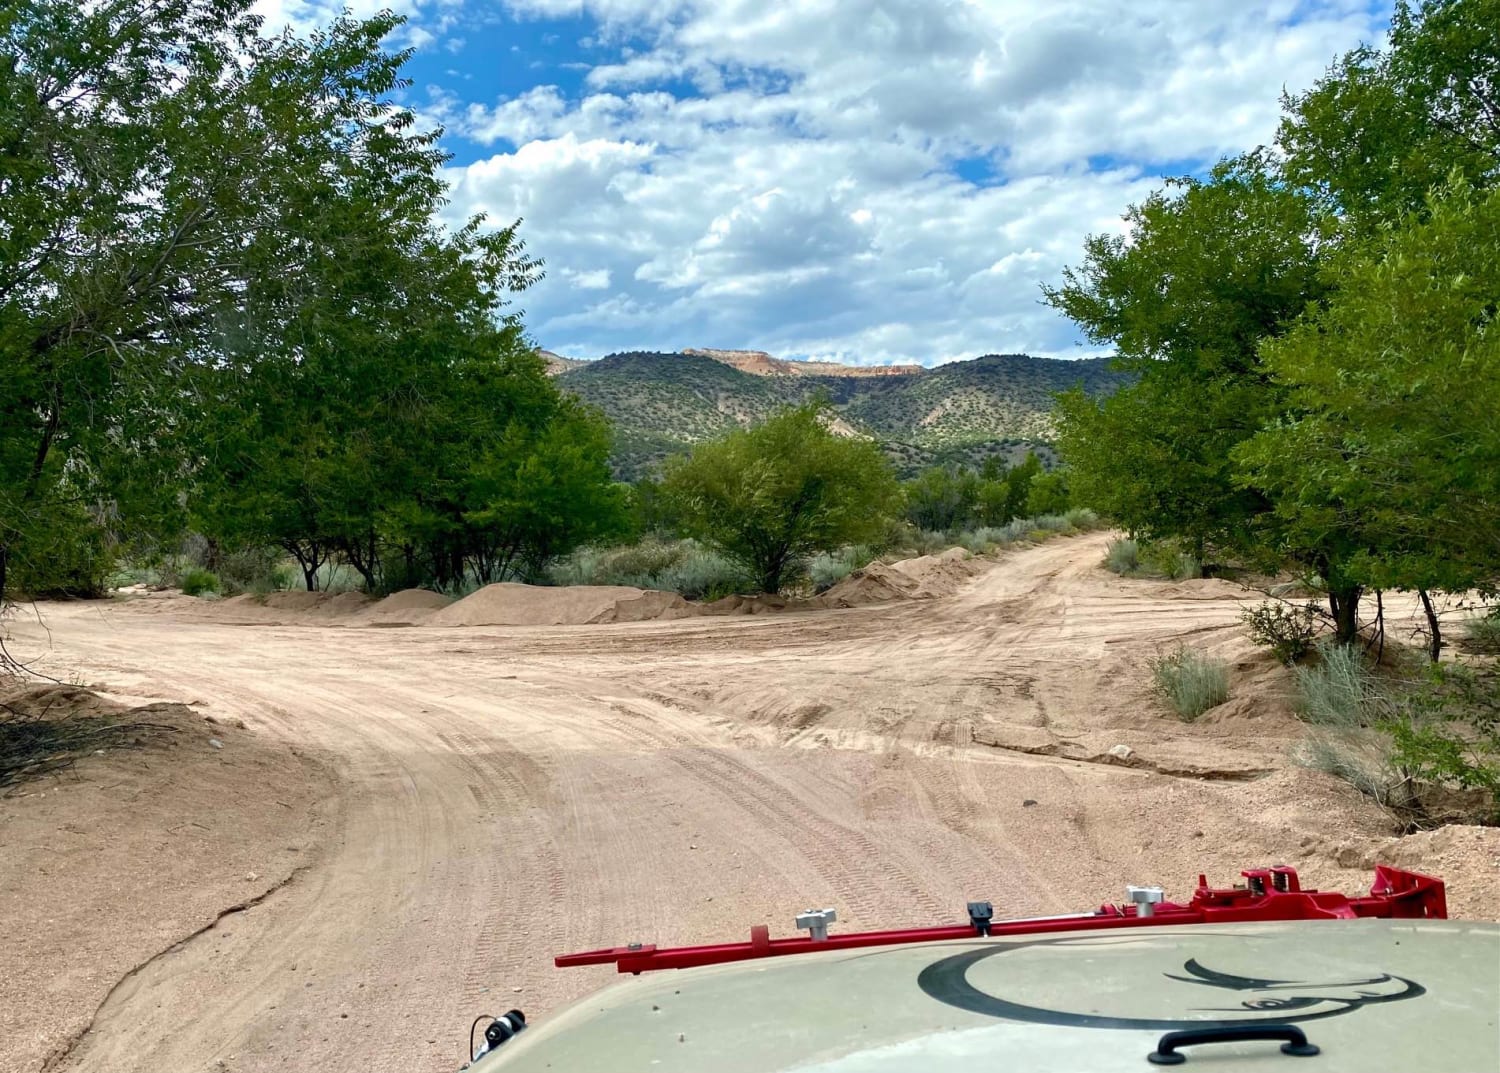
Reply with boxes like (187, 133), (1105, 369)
(6, 534), (1494, 1073)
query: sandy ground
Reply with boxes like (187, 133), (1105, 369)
(2, 533), (1496, 1073)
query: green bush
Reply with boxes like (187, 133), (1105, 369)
(663, 401), (901, 593)
(1242, 601), (1319, 664)
(1385, 664), (1500, 820)
(217, 544), (292, 595)
(7, 504), (115, 598)
(1105, 538), (1139, 574)
(249, 563), (296, 595)
(180, 567), (221, 597)
(808, 545), (875, 592)
(1461, 611), (1500, 654)
(1291, 646), (1499, 822)
(1149, 647), (1230, 719)
(1141, 541), (1201, 580)
(1293, 643), (1388, 727)
(548, 538), (749, 600)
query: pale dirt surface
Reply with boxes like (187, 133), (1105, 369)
(3, 533), (1496, 1073)
(0, 685), (330, 1073)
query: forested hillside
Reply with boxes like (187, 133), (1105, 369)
(556, 350), (1126, 477)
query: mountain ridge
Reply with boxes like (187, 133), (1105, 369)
(547, 348), (1127, 479)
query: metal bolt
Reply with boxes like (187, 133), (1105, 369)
(1127, 886), (1165, 918)
(795, 908), (837, 941)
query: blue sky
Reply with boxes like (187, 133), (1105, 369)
(254, 0), (1392, 366)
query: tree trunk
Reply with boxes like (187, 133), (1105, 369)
(1328, 584), (1362, 646)
(344, 530), (379, 593)
(1418, 589), (1443, 663)
(758, 547), (790, 594)
(285, 541), (322, 592)
(1374, 590), (1385, 664)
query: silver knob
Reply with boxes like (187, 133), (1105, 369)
(795, 908), (837, 941)
(1127, 886), (1165, 918)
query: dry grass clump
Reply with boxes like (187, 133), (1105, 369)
(1149, 647), (1230, 720)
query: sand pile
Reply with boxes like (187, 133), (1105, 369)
(887, 546), (982, 597)
(700, 593), (820, 616)
(356, 588), (452, 627)
(822, 562), (919, 607)
(429, 583), (692, 627)
(214, 590), (372, 622)
(822, 548), (980, 607)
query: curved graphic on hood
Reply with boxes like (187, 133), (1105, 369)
(917, 937), (1425, 1030)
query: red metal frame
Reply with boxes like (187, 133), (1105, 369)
(556, 865), (1446, 975)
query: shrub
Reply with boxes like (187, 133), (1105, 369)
(1149, 647), (1230, 719)
(1461, 610), (1500, 654)
(180, 568), (221, 597)
(1242, 601), (1319, 664)
(1288, 645), (1500, 823)
(809, 545), (874, 592)
(1105, 538), (1139, 574)
(1298, 733), (1394, 803)
(1141, 542), (1201, 580)
(249, 564), (296, 595)
(548, 539), (749, 600)
(7, 503), (115, 598)
(1384, 664), (1500, 821)
(217, 544), (291, 595)
(1293, 642), (1388, 727)
(662, 401), (901, 592)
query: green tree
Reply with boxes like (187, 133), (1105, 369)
(0, 0), (459, 604)
(1045, 159), (1324, 563)
(461, 398), (629, 584)
(1025, 468), (1072, 517)
(1279, 0), (1500, 230)
(663, 402), (901, 593)
(904, 466), (979, 531)
(1003, 452), (1044, 521)
(1235, 178), (1500, 659)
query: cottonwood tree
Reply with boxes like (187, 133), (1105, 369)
(1047, 0), (1500, 646)
(1044, 160), (1325, 568)
(3, 0), (624, 602)
(1, 0), (448, 599)
(663, 402), (901, 593)
(1236, 179), (1500, 659)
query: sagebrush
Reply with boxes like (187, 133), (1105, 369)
(1149, 647), (1230, 720)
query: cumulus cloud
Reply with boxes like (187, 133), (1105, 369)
(425, 0), (1387, 363)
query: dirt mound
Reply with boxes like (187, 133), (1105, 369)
(215, 590), (372, 622)
(700, 593), (824, 616)
(822, 561), (920, 607)
(822, 548), (980, 607)
(0, 683), (122, 721)
(430, 583), (692, 627)
(611, 589), (696, 623)
(888, 547), (981, 596)
(356, 588), (452, 626)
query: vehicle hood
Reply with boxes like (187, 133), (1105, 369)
(476, 919), (1499, 1073)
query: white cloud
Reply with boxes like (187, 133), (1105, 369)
(432, 0), (1388, 364)
(562, 267), (613, 289)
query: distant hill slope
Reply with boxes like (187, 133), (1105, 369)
(554, 349), (1127, 479)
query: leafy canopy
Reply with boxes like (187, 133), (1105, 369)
(663, 402), (901, 594)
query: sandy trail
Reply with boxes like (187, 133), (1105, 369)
(6, 534), (1492, 1073)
